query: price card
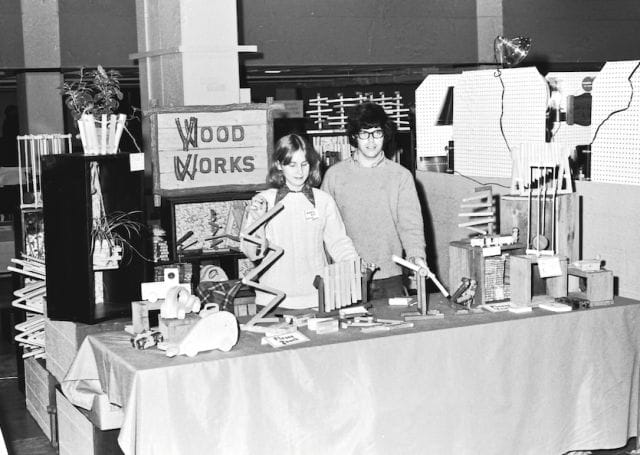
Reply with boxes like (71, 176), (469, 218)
(262, 331), (310, 348)
(538, 256), (562, 278)
(129, 153), (145, 172)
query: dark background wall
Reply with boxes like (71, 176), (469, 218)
(503, 0), (640, 64)
(2, 1), (639, 71)
(239, 0), (479, 66)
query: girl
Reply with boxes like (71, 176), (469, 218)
(241, 134), (358, 310)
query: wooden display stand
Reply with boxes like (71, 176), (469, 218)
(510, 255), (568, 307)
(567, 266), (614, 306)
(449, 241), (525, 306)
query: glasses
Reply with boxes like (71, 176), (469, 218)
(357, 129), (384, 140)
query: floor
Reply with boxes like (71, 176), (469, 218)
(0, 275), (638, 455)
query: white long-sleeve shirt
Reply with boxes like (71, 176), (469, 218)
(241, 187), (358, 309)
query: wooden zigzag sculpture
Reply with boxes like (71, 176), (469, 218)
(239, 202), (285, 333)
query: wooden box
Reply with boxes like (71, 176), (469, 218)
(449, 241), (526, 305)
(56, 389), (123, 455)
(45, 318), (129, 384)
(568, 266), (614, 306)
(24, 357), (58, 442)
(500, 193), (579, 262)
(510, 255), (568, 307)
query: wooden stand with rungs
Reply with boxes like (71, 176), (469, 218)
(510, 255), (568, 307)
(567, 266), (614, 306)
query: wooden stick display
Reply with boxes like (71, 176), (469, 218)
(8, 254), (47, 358)
(313, 258), (374, 315)
(526, 165), (559, 256)
(17, 134), (72, 209)
(239, 202), (286, 332)
(458, 186), (495, 236)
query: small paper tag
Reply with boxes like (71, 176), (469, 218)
(538, 256), (562, 278)
(482, 245), (501, 257)
(305, 209), (319, 220)
(263, 331), (310, 348)
(129, 153), (145, 172)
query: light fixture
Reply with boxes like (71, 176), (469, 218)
(494, 35), (532, 68)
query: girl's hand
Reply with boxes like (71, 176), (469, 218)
(249, 196), (268, 218)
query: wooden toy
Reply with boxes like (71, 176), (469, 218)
(392, 255), (449, 318)
(160, 286), (201, 319)
(567, 266), (613, 306)
(313, 258), (375, 315)
(165, 311), (239, 357)
(458, 186), (496, 236)
(140, 267), (191, 303)
(510, 254), (568, 307)
(131, 300), (162, 334)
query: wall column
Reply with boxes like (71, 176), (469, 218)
(17, 0), (64, 135)
(476, 0), (503, 65)
(131, 0), (256, 110)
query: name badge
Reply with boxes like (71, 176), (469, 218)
(305, 209), (319, 220)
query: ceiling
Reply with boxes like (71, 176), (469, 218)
(0, 61), (604, 92)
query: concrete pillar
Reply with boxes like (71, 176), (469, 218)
(131, 0), (257, 110)
(18, 0), (65, 134)
(476, 0), (503, 65)
(16, 73), (65, 135)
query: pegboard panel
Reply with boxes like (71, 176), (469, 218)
(453, 67), (547, 179)
(415, 74), (460, 158)
(545, 72), (597, 148)
(591, 60), (640, 185)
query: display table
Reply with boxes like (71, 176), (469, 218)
(62, 296), (640, 455)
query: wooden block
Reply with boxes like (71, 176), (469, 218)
(510, 255), (533, 307)
(510, 254), (568, 307)
(159, 313), (200, 342)
(449, 240), (525, 305)
(131, 300), (162, 334)
(568, 267), (614, 305)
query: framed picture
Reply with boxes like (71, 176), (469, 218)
(161, 191), (255, 260)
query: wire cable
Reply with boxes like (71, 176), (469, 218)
(493, 69), (512, 155)
(589, 60), (640, 147)
(453, 170), (510, 189)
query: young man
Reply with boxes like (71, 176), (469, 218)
(321, 102), (428, 299)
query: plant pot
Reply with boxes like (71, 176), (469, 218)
(93, 238), (122, 270)
(77, 114), (127, 155)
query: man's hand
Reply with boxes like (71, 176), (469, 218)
(408, 256), (429, 272)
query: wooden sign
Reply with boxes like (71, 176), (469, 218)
(147, 104), (274, 199)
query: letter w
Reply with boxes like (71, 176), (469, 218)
(175, 117), (198, 151)
(174, 154), (198, 181)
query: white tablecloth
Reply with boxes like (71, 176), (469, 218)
(62, 297), (640, 455)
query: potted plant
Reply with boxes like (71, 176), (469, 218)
(88, 160), (146, 271)
(91, 208), (146, 270)
(61, 65), (140, 154)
